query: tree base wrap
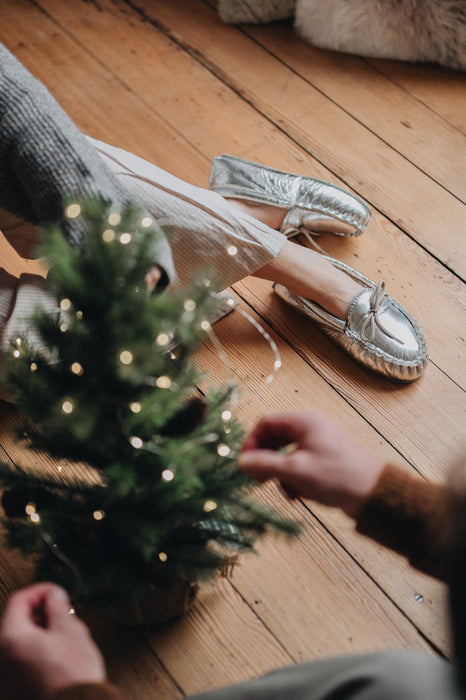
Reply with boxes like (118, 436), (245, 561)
(104, 579), (199, 626)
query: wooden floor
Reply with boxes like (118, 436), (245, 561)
(0, 1), (465, 697)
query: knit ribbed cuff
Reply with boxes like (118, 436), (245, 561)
(356, 464), (449, 580)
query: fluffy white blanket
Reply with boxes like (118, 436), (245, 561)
(217, 0), (465, 70)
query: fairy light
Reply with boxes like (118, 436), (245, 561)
(129, 402), (142, 414)
(156, 375), (172, 389)
(107, 212), (121, 226)
(93, 510), (105, 521)
(102, 229), (115, 242)
(76, 311), (83, 320)
(200, 320), (211, 331)
(60, 298), (72, 311)
(130, 436), (143, 449)
(141, 216), (153, 228)
(227, 298), (236, 307)
(204, 279), (211, 287)
(30, 512), (40, 524)
(62, 400), (74, 414)
(70, 362), (84, 376)
(237, 307), (282, 384)
(65, 203), (81, 219)
(169, 351), (177, 360)
(203, 500), (217, 512)
(60, 323), (68, 333)
(184, 299), (196, 312)
(156, 333), (170, 346)
(30, 362), (38, 372)
(217, 444), (231, 457)
(221, 410), (232, 421)
(12, 349), (20, 358)
(227, 245), (238, 256)
(15, 337), (21, 346)
(119, 350), (133, 365)
(119, 232), (132, 245)
(57, 465), (63, 473)
(158, 552), (168, 562)
(25, 503), (36, 515)
(161, 469), (174, 482)
(68, 608), (76, 615)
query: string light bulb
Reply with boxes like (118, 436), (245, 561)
(217, 444), (230, 457)
(203, 500), (217, 512)
(156, 333), (170, 346)
(65, 203), (81, 219)
(60, 298), (72, 311)
(156, 376), (172, 389)
(119, 350), (133, 365)
(119, 232), (131, 245)
(107, 212), (121, 226)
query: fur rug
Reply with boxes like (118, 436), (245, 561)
(217, 0), (466, 70)
(295, 0), (466, 70)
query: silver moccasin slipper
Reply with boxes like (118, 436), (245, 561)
(210, 155), (371, 240)
(273, 257), (428, 382)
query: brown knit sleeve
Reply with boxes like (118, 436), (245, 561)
(50, 682), (125, 700)
(356, 464), (450, 580)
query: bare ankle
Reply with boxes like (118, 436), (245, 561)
(226, 199), (287, 230)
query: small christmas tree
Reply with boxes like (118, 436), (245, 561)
(0, 200), (297, 620)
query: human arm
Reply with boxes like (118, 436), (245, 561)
(0, 44), (174, 288)
(239, 411), (450, 580)
(0, 583), (124, 700)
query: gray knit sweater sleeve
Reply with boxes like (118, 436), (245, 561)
(0, 44), (174, 283)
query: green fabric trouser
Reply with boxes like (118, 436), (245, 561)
(190, 651), (461, 700)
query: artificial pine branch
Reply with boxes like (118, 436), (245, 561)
(0, 199), (299, 612)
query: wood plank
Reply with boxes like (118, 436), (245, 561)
(0, 234), (44, 278)
(12, 0), (465, 389)
(229, 19), (465, 200)
(127, 0), (466, 278)
(193, 299), (451, 654)
(0, 545), (180, 700)
(0, 1), (460, 693)
(0, 399), (439, 683)
(234, 277), (465, 479)
(367, 58), (466, 134)
(0, 404), (292, 695)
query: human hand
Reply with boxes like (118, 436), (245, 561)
(145, 264), (163, 293)
(0, 583), (106, 699)
(239, 411), (385, 517)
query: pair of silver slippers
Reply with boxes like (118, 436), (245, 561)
(210, 154), (427, 383)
